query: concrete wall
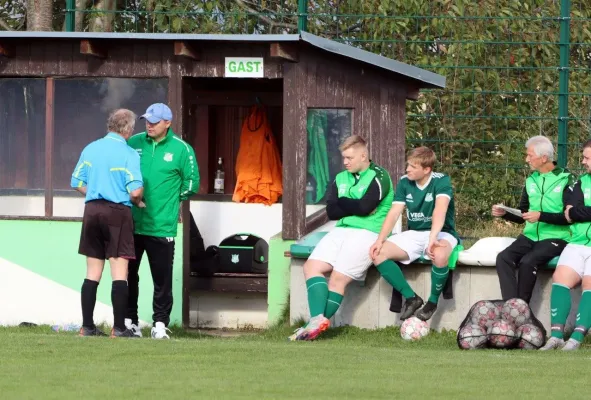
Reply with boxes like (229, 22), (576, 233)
(0, 219), (183, 328)
(0, 196), (324, 330)
(290, 259), (581, 333)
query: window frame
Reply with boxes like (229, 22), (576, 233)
(0, 76), (170, 220)
(303, 107), (354, 235)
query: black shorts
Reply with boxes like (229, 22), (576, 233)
(78, 200), (135, 260)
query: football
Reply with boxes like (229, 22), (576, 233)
(458, 324), (488, 350)
(516, 323), (544, 349)
(470, 300), (500, 329)
(487, 319), (518, 348)
(400, 317), (429, 341)
(501, 298), (531, 328)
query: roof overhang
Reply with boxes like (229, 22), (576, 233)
(0, 31), (445, 90)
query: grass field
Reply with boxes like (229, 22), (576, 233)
(2, 323), (591, 399)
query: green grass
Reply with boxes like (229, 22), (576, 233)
(2, 323), (591, 399)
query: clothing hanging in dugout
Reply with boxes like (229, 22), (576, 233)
(232, 105), (282, 206)
(306, 109), (330, 204)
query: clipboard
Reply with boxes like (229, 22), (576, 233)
(495, 204), (522, 217)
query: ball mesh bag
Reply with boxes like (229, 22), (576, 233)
(456, 299), (547, 350)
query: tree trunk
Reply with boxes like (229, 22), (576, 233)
(75, 0), (90, 31)
(27, 0), (53, 31)
(88, 0), (116, 32)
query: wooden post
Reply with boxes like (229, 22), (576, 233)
(45, 77), (55, 217)
(281, 63), (307, 240)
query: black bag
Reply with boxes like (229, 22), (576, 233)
(456, 299), (547, 350)
(218, 233), (268, 274)
(189, 212), (220, 277)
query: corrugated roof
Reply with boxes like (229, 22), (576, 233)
(0, 30), (445, 89)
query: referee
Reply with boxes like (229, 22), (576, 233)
(71, 108), (145, 338)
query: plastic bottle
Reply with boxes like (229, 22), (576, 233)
(51, 323), (81, 332)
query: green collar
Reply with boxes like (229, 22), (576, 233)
(353, 161), (374, 178)
(532, 163), (565, 177)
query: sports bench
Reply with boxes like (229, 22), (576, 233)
(288, 231), (567, 333)
(289, 231), (560, 270)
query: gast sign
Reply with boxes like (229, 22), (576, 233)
(224, 57), (264, 78)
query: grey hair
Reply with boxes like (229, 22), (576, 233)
(107, 109), (137, 135)
(525, 135), (554, 161)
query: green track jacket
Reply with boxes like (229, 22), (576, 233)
(128, 129), (199, 237)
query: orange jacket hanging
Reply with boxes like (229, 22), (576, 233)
(232, 105), (283, 206)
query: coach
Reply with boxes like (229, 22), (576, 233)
(125, 103), (199, 339)
(71, 109), (144, 338)
(492, 135), (574, 303)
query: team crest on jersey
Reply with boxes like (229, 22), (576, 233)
(528, 183), (537, 193)
(338, 184), (348, 196)
(231, 254), (239, 263)
(163, 152), (173, 162)
(585, 188), (591, 200)
(425, 193), (434, 202)
(553, 185), (562, 193)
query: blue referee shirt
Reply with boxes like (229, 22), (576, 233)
(70, 132), (143, 207)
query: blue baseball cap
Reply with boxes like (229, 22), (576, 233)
(140, 103), (173, 124)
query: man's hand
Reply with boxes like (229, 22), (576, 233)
(491, 204), (506, 217)
(369, 239), (384, 260)
(138, 201), (146, 208)
(427, 238), (445, 259)
(522, 211), (541, 223)
(565, 205), (573, 223)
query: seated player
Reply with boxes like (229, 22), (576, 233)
(289, 135), (393, 341)
(493, 135), (574, 304)
(369, 146), (459, 321)
(541, 140), (591, 351)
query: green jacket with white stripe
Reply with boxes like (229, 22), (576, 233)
(128, 128), (199, 238)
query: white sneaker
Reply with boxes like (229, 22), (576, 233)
(151, 322), (171, 339)
(539, 336), (565, 351)
(562, 338), (581, 351)
(124, 318), (143, 338)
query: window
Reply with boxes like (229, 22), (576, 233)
(0, 79), (47, 216)
(0, 79), (46, 193)
(0, 77), (168, 218)
(54, 78), (168, 190)
(305, 109), (353, 205)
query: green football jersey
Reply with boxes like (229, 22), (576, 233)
(393, 172), (458, 239)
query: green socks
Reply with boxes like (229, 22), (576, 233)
(324, 291), (344, 319)
(376, 260), (415, 299)
(428, 265), (449, 304)
(306, 276), (329, 318)
(550, 283), (571, 339)
(571, 290), (591, 342)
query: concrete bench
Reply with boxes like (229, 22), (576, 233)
(288, 230), (577, 333)
(290, 231), (560, 269)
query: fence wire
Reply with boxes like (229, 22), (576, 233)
(36, 1), (588, 217)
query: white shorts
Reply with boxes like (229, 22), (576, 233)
(309, 227), (379, 281)
(557, 244), (591, 277)
(386, 230), (458, 265)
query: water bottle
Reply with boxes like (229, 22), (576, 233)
(51, 323), (81, 332)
